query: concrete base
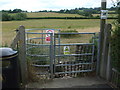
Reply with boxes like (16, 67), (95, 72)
(27, 76), (112, 88)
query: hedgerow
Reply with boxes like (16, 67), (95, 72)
(111, 3), (120, 71)
(2, 12), (27, 21)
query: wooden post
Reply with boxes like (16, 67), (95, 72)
(10, 25), (27, 87)
(106, 44), (112, 81)
(18, 25), (27, 87)
(100, 24), (112, 79)
(98, 0), (107, 75)
(10, 31), (20, 49)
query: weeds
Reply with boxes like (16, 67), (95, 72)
(61, 29), (79, 38)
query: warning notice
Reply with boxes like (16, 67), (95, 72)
(64, 46), (70, 55)
(45, 30), (54, 42)
(101, 10), (108, 19)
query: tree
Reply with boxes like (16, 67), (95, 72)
(111, 1), (120, 71)
(2, 13), (12, 21)
(12, 9), (22, 13)
(13, 13), (27, 20)
(59, 9), (65, 13)
(117, 2), (120, 23)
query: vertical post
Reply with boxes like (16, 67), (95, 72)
(58, 29), (61, 63)
(18, 25), (27, 87)
(106, 44), (112, 81)
(98, 0), (107, 75)
(100, 24), (112, 79)
(50, 33), (54, 79)
(96, 32), (100, 75)
(91, 34), (95, 70)
(42, 30), (44, 44)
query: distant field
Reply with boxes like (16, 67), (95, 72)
(93, 14), (117, 18)
(27, 12), (117, 18)
(26, 12), (84, 18)
(1, 19), (114, 46)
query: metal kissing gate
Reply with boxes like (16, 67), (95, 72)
(26, 29), (96, 79)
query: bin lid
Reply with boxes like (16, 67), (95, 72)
(0, 48), (17, 57)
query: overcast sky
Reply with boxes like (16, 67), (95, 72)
(0, 0), (117, 11)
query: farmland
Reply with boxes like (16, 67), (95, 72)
(27, 12), (117, 18)
(26, 12), (84, 18)
(1, 12), (115, 46)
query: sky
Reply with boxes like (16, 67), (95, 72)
(0, 0), (117, 12)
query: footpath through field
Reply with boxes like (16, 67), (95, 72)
(27, 76), (113, 89)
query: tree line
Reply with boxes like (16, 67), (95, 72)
(2, 13), (27, 21)
(1, 7), (117, 21)
(1, 9), (27, 21)
(57, 7), (116, 17)
(1, 9), (27, 13)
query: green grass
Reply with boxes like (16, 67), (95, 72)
(93, 13), (117, 18)
(26, 12), (84, 18)
(1, 19), (114, 45)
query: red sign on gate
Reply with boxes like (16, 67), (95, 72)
(45, 30), (54, 42)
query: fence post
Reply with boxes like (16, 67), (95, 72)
(98, 0), (107, 75)
(100, 24), (112, 79)
(18, 25), (27, 87)
(10, 31), (20, 49)
(106, 44), (112, 81)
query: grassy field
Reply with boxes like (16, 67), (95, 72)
(27, 12), (117, 18)
(26, 12), (84, 18)
(1, 19), (114, 46)
(93, 14), (117, 18)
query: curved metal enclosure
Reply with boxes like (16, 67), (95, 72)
(25, 28), (97, 79)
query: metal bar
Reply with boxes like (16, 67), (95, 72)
(53, 35), (56, 74)
(26, 54), (49, 57)
(55, 43), (94, 46)
(25, 28), (60, 31)
(58, 29), (61, 63)
(91, 35), (95, 63)
(55, 32), (96, 35)
(26, 32), (54, 34)
(26, 43), (94, 46)
(91, 35), (95, 71)
(27, 53), (93, 57)
(26, 32), (95, 35)
(56, 62), (93, 67)
(50, 33), (54, 79)
(32, 64), (50, 67)
(36, 72), (50, 75)
(26, 37), (44, 41)
(55, 69), (93, 74)
(56, 53), (93, 57)
(32, 59), (49, 62)
(42, 29), (44, 45)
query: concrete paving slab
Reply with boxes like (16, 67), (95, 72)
(27, 76), (112, 88)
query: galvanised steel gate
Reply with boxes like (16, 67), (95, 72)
(26, 29), (96, 79)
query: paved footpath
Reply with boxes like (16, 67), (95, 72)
(27, 76), (113, 89)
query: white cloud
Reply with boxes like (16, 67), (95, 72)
(0, 0), (116, 11)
